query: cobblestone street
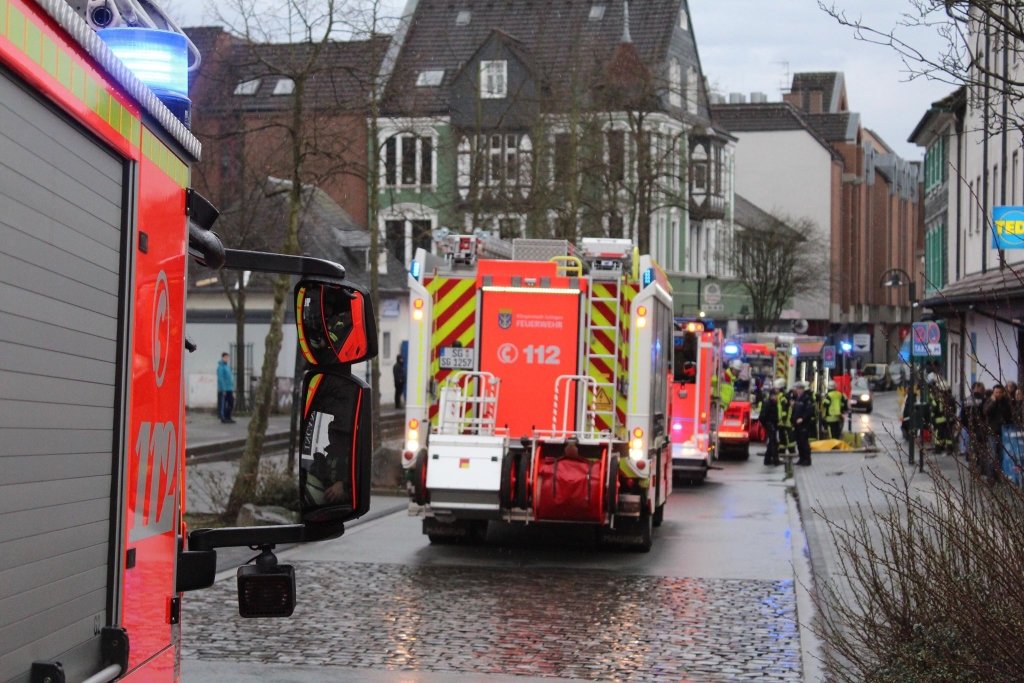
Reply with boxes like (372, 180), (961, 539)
(182, 561), (800, 682)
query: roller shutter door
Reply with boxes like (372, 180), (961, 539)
(0, 67), (125, 682)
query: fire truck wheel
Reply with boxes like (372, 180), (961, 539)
(412, 450), (430, 506)
(739, 443), (750, 460)
(630, 512), (653, 553)
(516, 449), (532, 508)
(605, 454), (620, 514)
(652, 502), (665, 527)
(499, 453), (516, 508)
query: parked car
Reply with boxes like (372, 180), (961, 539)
(861, 363), (893, 391)
(849, 377), (873, 413)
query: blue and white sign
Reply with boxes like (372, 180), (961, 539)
(992, 206), (1024, 249)
(911, 321), (942, 358)
(822, 345), (836, 369)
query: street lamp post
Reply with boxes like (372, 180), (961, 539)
(881, 268), (919, 471)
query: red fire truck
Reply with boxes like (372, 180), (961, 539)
(669, 320), (722, 483)
(1, 3), (375, 681)
(402, 237), (673, 550)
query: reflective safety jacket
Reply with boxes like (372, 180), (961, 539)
(824, 390), (846, 422)
(777, 393), (792, 428)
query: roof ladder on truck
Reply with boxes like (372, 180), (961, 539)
(584, 263), (623, 437)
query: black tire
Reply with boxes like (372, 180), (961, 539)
(427, 533), (451, 545)
(499, 452), (516, 508)
(605, 454), (620, 514)
(866, 406), (873, 414)
(516, 448), (532, 508)
(652, 502), (665, 527)
(740, 443), (750, 461)
(632, 512), (653, 552)
(412, 450), (429, 505)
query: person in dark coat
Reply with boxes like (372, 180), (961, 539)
(393, 355), (406, 409)
(791, 382), (815, 466)
(983, 384), (1013, 480)
(960, 382), (986, 464)
(761, 386), (780, 466)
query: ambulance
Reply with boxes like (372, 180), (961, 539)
(669, 320), (722, 483)
(0, 3), (376, 680)
(402, 237), (673, 550)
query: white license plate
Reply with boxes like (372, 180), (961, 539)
(439, 347), (475, 369)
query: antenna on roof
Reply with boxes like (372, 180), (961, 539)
(622, 0), (632, 43)
(776, 61), (791, 96)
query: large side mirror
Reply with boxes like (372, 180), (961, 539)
(296, 279), (377, 366)
(299, 370), (372, 525)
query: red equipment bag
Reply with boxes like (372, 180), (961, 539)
(533, 452), (605, 523)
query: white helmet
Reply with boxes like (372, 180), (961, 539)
(729, 359), (742, 371)
(773, 378), (786, 391)
(926, 372), (938, 385)
(827, 380), (836, 390)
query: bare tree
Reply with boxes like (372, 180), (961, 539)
(728, 214), (826, 331)
(819, 1), (1024, 137)
(213, 0), (361, 521)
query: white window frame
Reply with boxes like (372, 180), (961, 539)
(234, 78), (261, 95)
(685, 66), (698, 115)
(379, 204), (438, 269)
(272, 78), (295, 95)
(589, 4), (605, 20)
(381, 133), (437, 190)
(416, 70), (444, 87)
(679, 8), (689, 30)
(668, 60), (682, 108)
(480, 60), (508, 99)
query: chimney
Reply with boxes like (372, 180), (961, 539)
(709, 93), (725, 105)
(782, 91), (801, 108)
(808, 90), (823, 113)
(728, 92), (746, 104)
(749, 91), (767, 104)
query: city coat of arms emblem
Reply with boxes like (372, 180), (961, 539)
(498, 310), (513, 329)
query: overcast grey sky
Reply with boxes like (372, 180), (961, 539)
(172, 0), (954, 159)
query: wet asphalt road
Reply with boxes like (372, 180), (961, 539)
(182, 448), (808, 682)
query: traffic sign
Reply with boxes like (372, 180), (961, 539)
(853, 333), (871, 353)
(822, 345), (836, 369)
(911, 322), (942, 357)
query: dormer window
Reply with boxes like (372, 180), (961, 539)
(679, 9), (689, 30)
(273, 78), (295, 95)
(233, 78), (260, 95)
(416, 70), (445, 87)
(668, 59), (682, 108)
(589, 4), (605, 20)
(479, 60), (507, 99)
(455, 10), (471, 26)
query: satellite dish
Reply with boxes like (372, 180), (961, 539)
(791, 319), (809, 334)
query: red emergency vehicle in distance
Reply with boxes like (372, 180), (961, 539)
(670, 319), (722, 483)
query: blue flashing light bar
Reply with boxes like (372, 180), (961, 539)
(410, 260), (422, 280)
(723, 342), (740, 356)
(98, 28), (189, 101)
(840, 341), (853, 353)
(642, 267), (654, 287)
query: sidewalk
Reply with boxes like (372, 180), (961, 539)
(185, 410), (293, 450)
(790, 392), (962, 680)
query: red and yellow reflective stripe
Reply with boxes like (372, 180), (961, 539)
(426, 276), (476, 425)
(616, 283), (638, 437)
(295, 287), (316, 364)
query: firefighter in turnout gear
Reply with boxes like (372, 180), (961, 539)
(774, 378), (795, 455)
(761, 385), (780, 466)
(930, 378), (954, 453)
(822, 380), (847, 439)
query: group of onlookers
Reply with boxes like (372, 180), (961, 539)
(906, 375), (1024, 481)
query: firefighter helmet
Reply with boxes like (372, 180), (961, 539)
(827, 380), (836, 390)
(773, 378), (786, 391)
(729, 359), (742, 371)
